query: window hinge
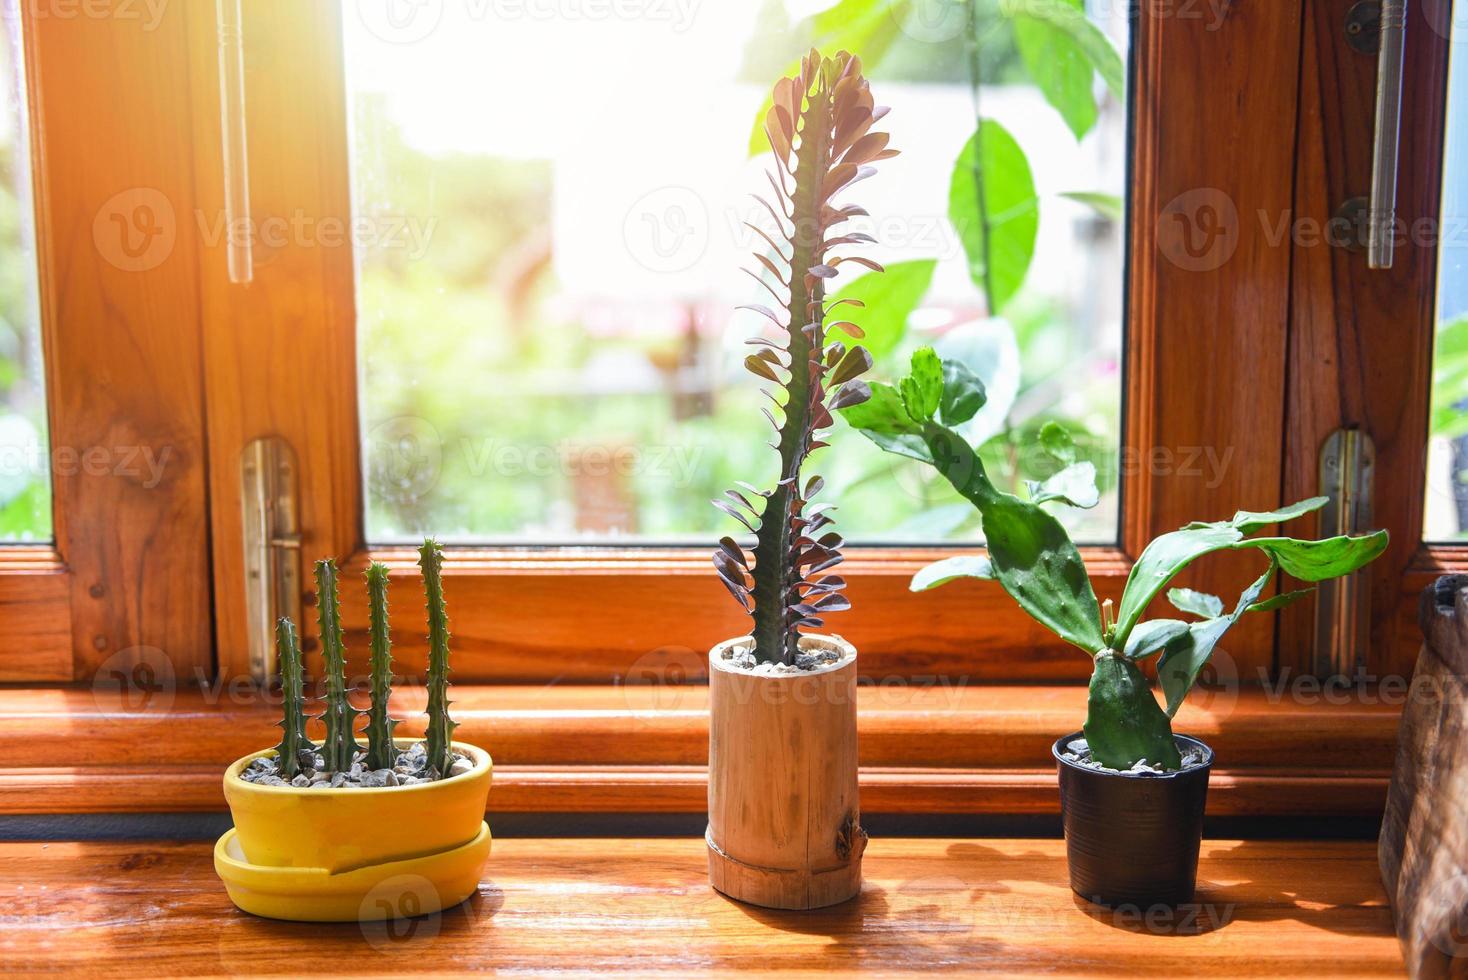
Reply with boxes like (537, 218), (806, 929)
(241, 437), (302, 684)
(1313, 428), (1376, 679)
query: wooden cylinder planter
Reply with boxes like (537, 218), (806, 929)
(706, 634), (865, 910)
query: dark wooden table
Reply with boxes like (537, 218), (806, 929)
(0, 837), (1402, 976)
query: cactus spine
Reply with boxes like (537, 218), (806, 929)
(273, 617), (313, 779)
(363, 562), (399, 770)
(418, 539), (458, 777)
(315, 558), (360, 773)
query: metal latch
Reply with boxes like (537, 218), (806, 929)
(1313, 428), (1376, 679)
(241, 437), (302, 683)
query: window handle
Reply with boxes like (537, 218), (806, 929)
(1367, 0), (1406, 269)
(216, 0), (253, 284)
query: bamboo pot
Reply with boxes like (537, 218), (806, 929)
(706, 634), (865, 910)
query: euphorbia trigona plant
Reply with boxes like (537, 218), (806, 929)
(712, 48), (897, 666)
(845, 348), (1390, 770)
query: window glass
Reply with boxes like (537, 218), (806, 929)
(346, 0), (1129, 544)
(1425, 8), (1468, 540)
(0, 12), (49, 542)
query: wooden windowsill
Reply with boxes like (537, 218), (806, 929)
(0, 684), (1400, 816)
(1, 838), (1403, 975)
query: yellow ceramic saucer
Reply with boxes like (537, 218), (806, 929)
(214, 820), (492, 922)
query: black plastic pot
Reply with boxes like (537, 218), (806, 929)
(1052, 731), (1214, 909)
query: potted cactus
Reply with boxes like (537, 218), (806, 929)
(214, 539), (493, 923)
(705, 48), (896, 911)
(845, 348), (1389, 909)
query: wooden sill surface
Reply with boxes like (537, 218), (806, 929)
(0, 684), (1401, 816)
(0, 837), (1402, 976)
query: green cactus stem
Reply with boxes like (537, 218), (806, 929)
(273, 616), (313, 779)
(418, 539), (458, 777)
(363, 562), (399, 771)
(315, 558), (360, 773)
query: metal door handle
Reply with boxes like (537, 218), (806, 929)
(1367, 0), (1406, 269)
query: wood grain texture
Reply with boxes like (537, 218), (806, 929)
(334, 547), (1130, 684)
(0, 838), (1403, 976)
(1123, 0), (1302, 675)
(0, 550), (70, 680)
(706, 639), (863, 909)
(0, 685), (1399, 816)
(1379, 577), (1468, 977)
(1279, 0), (1455, 682)
(186, 0), (362, 681)
(23, 2), (211, 681)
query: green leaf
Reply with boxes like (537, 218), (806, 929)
(1250, 531), (1389, 581)
(900, 348), (943, 422)
(1122, 619), (1190, 661)
(1167, 587), (1223, 619)
(826, 260), (936, 361)
(1212, 496), (1329, 536)
(842, 382), (931, 463)
(1059, 190), (1123, 222)
(1084, 651), (1181, 770)
(1113, 497), (1381, 648)
(977, 491), (1106, 654)
(1026, 461), (1099, 509)
(939, 357), (987, 426)
(1156, 562), (1274, 717)
(1247, 587), (1315, 613)
(1012, 0), (1097, 139)
(1000, 0), (1125, 99)
(1038, 420), (1077, 464)
(911, 554), (995, 592)
(746, 0), (910, 155)
(949, 119), (1038, 313)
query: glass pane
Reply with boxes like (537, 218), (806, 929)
(1425, 10), (1468, 540)
(0, 15), (49, 542)
(347, 0), (1128, 545)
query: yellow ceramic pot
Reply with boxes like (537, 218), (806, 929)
(214, 821), (493, 923)
(223, 738), (492, 873)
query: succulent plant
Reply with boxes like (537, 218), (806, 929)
(846, 347), (1390, 770)
(273, 617), (313, 779)
(712, 49), (898, 666)
(363, 562), (399, 771)
(418, 539), (458, 777)
(315, 558), (361, 774)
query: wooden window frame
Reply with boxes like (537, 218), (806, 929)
(0, 5), (212, 682)
(192, 1), (1460, 689)
(0, 1), (1452, 702)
